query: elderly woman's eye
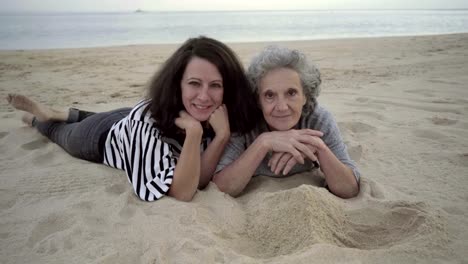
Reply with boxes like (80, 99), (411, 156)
(287, 89), (298, 96)
(264, 91), (274, 99)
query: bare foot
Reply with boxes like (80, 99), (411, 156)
(21, 113), (35, 126)
(6, 94), (68, 122)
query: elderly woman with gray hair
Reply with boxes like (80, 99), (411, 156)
(213, 45), (360, 198)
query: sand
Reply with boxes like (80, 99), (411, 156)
(1, 33), (467, 263)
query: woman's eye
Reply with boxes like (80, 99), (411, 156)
(211, 83), (223, 89)
(189, 82), (200, 87)
(264, 92), (274, 99)
(287, 89), (297, 96)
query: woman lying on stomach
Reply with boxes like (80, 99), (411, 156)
(213, 45), (360, 198)
(7, 36), (257, 202)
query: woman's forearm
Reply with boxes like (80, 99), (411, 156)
(168, 129), (203, 201)
(199, 133), (230, 188)
(317, 146), (359, 198)
(213, 134), (270, 196)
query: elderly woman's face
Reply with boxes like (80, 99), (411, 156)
(258, 67), (306, 131)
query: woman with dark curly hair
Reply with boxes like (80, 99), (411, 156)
(213, 45), (360, 198)
(7, 36), (258, 202)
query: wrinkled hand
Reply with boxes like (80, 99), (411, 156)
(268, 148), (316, 176)
(262, 129), (323, 166)
(175, 110), (202, 134)
(208, 104), (230, 138)
(268, 130), (325, 175)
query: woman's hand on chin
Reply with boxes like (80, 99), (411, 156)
(175, 110), (202, 135)
(208, 104), (230, 140)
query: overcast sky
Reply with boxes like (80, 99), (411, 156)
(1, 0), (468, 12)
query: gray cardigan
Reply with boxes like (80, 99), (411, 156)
(215, 104), (361, 181)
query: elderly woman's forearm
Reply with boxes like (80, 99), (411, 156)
(213, 138), (270, 196)
(317, 147), (359, 198)
(199, 134), (230, 188)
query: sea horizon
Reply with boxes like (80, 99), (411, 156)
(1, 9), (467, 50)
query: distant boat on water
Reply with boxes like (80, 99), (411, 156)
(135, 9), (144, 13)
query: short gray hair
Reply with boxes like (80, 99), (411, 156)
(247, 45), (321, 115)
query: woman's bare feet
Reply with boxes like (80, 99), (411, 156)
(21, 113), (35, 126)
(6, 94), (69, 122)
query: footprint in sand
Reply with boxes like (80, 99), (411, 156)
(344, 201), (443, 250)
(21, 138), (48, 150)
(339, 121), (377, 134)
(412, 129), (448, 141)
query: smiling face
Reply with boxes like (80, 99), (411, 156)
(181, 56), (224, 121)
(258, 67), (306, 131)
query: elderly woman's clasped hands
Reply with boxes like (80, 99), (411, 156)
(266, 129), (324, 175)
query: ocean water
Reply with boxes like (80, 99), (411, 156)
(0, 10), (468, 50)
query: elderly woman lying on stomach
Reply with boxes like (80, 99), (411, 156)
(213, 45), (360, 198)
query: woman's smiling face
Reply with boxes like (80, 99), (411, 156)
(258, 67), (306, 131)
(180, 56), (224, 121)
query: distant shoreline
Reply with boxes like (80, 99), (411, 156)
(1, 33), (467, 52)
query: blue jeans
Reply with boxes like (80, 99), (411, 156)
(34, 108), (131, 163)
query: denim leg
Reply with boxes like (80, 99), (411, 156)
(34, 107), (131, 163)
(67, 108), (97, 123)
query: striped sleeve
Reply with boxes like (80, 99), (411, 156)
(103, 100), (179, 202)
(127, 120), (177, 201)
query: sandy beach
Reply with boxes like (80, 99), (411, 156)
(1, 33), (467, 263)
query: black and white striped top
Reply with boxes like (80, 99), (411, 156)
(103, 100), (211, 202)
